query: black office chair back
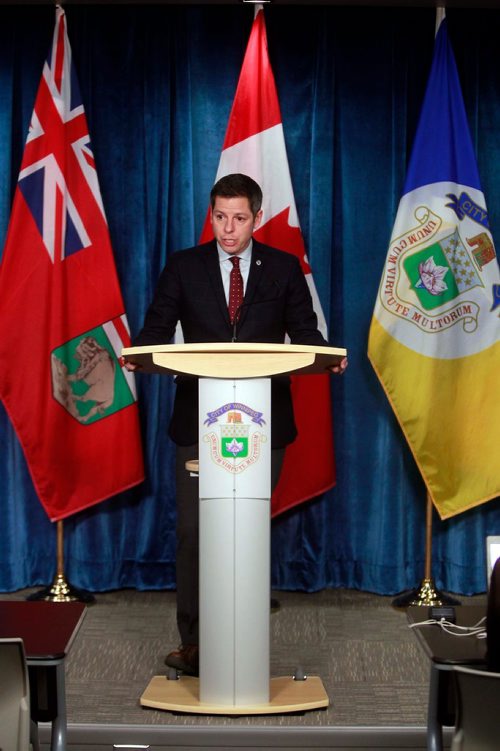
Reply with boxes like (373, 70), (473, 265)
(451, 665), (500, 750)
(486, 557), (500, 672)
(0, 637), (31, 751)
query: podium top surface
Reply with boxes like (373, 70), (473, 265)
(122, 342), (347, 378)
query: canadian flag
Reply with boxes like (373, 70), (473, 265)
(200, 5), (335, 516)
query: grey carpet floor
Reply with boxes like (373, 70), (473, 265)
(3, 587), (487, 729)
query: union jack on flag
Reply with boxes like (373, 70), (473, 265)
(0, 5), (144, 521)
(18, 9), (105, 264)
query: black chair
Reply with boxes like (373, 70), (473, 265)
(486, 557), (500, 672)
(451, 664), (500, 750)
(0, 637), (31, 751)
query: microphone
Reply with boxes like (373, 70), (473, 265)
(231, 280), (281, 342)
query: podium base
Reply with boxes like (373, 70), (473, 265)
(140, 675), (329, 715)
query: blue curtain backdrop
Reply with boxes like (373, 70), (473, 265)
(0, 4), (499, 595)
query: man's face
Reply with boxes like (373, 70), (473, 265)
(210, 196), (263, 255)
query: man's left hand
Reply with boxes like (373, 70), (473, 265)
(329, 356), (348, 375)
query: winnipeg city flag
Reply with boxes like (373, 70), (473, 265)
(0, 7), (144, 521)
(199, 5), (336, 516)
(368, 11), (500, 520)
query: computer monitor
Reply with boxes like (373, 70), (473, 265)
(486, 536), (500, 586)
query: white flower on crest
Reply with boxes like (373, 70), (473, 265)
(418, 256), (449, 295)
(227, 438), (244, 456)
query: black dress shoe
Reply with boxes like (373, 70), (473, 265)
(165, 644), (199, 676)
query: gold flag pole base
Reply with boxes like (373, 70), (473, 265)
(392, 577), (461, 608)
(392, 495), (461, 609)
(26, 573), (95, 603)
(26, 520), (95, 603)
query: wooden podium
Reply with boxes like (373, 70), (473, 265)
(122, 342), (346, 715)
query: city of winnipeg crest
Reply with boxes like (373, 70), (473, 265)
(203, 402), (266, 474)
(51, 323), (135, 424)
(377, 185), (500, 359)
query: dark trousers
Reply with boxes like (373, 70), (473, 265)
(175, 443), (285, 646)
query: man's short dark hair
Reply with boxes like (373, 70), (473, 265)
(210, 173), (263, 217)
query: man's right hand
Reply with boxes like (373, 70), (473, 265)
(120, 356), (141, 372)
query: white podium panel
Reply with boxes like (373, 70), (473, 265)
(199, 378), (271, 706)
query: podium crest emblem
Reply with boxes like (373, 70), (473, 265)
(203, 402), (266, 473)
(220, 411), (249, 458)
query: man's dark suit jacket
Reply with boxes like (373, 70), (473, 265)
(133, 239), (328, 448)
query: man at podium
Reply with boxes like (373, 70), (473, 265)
(125, 173), (347, 676)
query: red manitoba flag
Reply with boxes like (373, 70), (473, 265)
(0, 7), (144, 521)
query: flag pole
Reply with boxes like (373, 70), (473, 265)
(392, 493), (460, 608)
(27, 520), (94, 603)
